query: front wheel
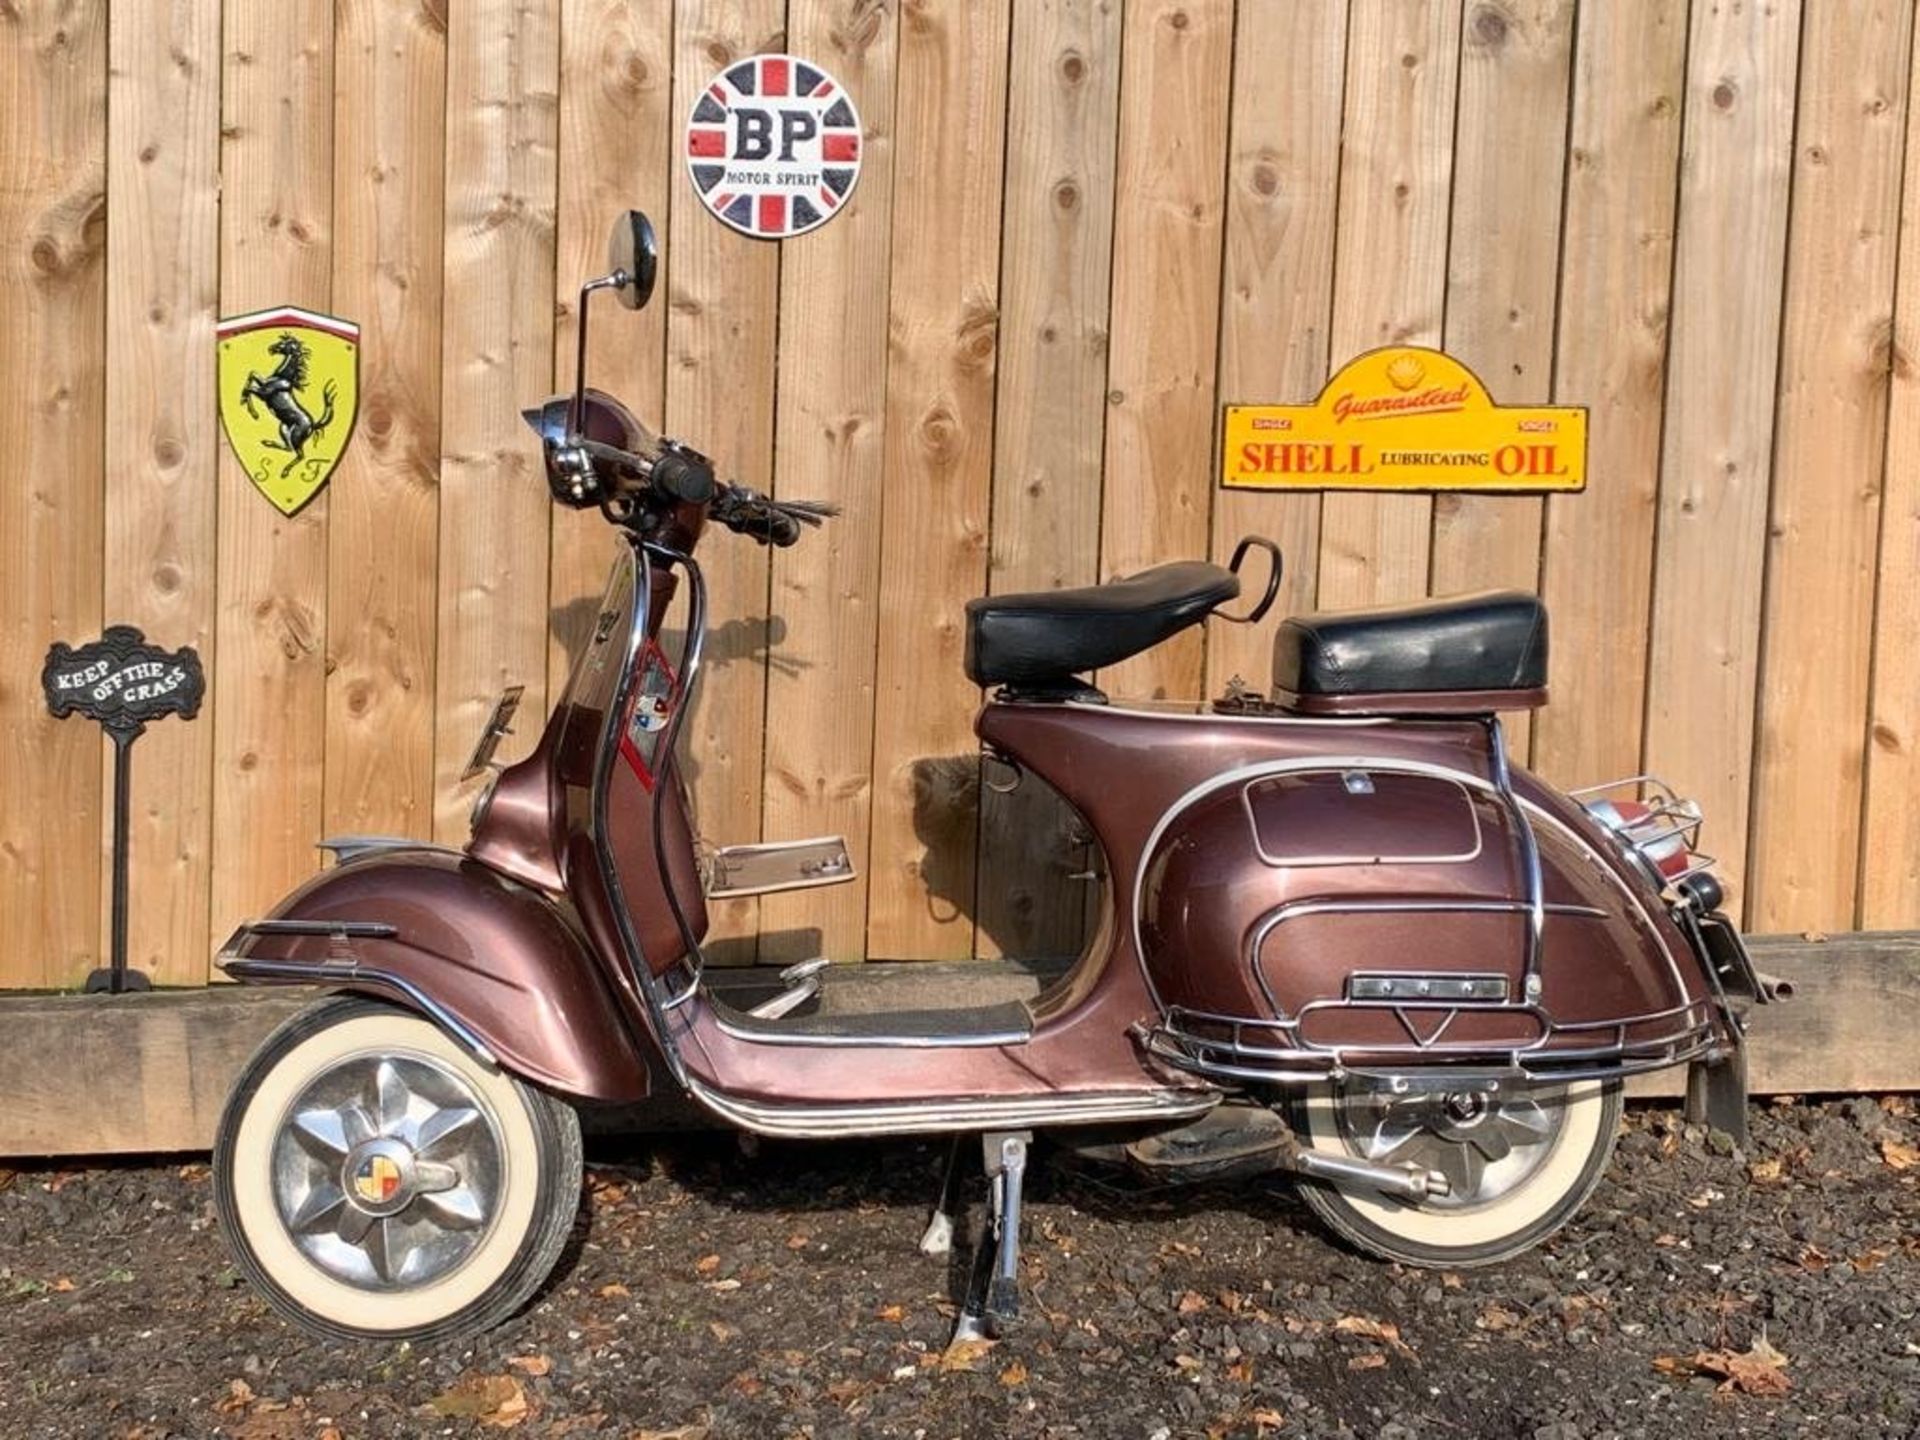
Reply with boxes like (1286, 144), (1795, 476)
(1289, 1077), (1621, 1267)
(214, 996), (583, 1344)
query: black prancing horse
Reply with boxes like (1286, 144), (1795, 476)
(239, 332), (337, 478)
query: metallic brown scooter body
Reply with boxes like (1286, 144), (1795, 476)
(215, 211), (1775, 1346)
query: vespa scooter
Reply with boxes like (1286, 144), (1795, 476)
(211, 211), (1772, 1345)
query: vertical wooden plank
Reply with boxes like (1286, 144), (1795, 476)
(435, 0), (561, 840)
(969, 0), (1122, 962)
(0, 1), (108, 988)
(1812, 11), (1920, 929)
(1752, 2), (1910, 930)
(1863, 18), (1920, 928)
(209, 1), (335, 950)
(104, 0), (222, 984)
(866, 0), (1012, 960)
(325, 0), (447, 842)
(664, 0), (785, 960)
(549, 0), (673, 698)
(1205, 0), (1348, 698)
(758, 0), (901, 967)
(1316, 0), (1463, 611)
(1642, 0), (1801, 914)
(1429, 0), (1573, 646)
(1534, 1), (1686, 791)
(1097, 0), (1234, 702)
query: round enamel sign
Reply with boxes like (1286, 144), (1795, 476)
(684, 53), (862, 239)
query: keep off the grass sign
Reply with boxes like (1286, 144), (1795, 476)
(684, 53), (862, 238)
(1221, 347), (1587, 494)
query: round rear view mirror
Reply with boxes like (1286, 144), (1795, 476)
(608, 210), (657, 310)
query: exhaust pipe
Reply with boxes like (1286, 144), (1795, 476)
(1288, 1147), (1451, 1201)
(1753, 969), (1795, 1002)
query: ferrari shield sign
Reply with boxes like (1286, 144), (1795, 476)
(216, 306), (359, 516)
(1222, 347), (1586, 493)
(685, 53), (862, 238)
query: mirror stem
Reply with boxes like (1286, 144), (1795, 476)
(569, 273), (625, 441)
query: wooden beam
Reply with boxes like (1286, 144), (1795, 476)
(3, 933), (1914, 1158)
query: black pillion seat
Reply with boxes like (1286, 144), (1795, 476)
(1272, 590), (1549, 715)
(964, 561), (1241, 690)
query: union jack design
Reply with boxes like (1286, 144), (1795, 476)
(685, 53), (862, 239)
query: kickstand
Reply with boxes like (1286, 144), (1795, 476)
(950, 1131), (1030, 1343)
(1685, 1046), (1750, 1146)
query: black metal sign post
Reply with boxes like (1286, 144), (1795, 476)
(42, 626), (205, 994)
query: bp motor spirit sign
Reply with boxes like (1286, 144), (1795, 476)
(1222, 347), (1587, 493)
(685, 52), (862, 238)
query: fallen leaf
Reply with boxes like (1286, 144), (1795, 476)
(1797, 1245), (1830, 1273)
(1225, 1359), (1254, 1383)
(1333, 1314), (1408, 1354)
(1476, 1304), (1524, 1332)
(427, 1373), (531, 1429)
(939, 1336), (998, 1373)
(998, 1360), (1029, 1386)
(1251, 1408), (1286, 1431)
(598, 1282), (631, 1299)
(628, 1425), (709, 1440)
(1177, 1290), (1209, 1315)
(875, 1303), (905, 1323)
(707, 1321), (737, 1343)
(51, 1277), (75, 1293)
(1172, 1354), (1203, 1373)
(507, 1354), (551, 1377)
(786, 1233), (811, 1250)
(1218, 1289), (1244, 1312)
(1347, 1352), (1388, 1370)
(1850, 1246), (1893, 1274)
(1880, 1138), (1919, 1171)
(1747, 1158), (1784, 1183)
(703, 1278), (742, 1293)
(694, 1254), (721, 1276)
(1653, 1336), (1791, 1396)
(216, 1380), (256, 1415)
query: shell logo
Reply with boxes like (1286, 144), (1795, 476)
(1385, 354), (1427, 392)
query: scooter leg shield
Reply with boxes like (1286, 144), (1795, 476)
(217, 847), (654, 1104)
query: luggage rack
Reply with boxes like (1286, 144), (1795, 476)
(1569, 774), (1719, 891)
(1143, 993), (1722, 1087)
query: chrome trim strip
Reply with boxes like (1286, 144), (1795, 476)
(1486, 716), (1547, 998)
(216, 955), (500, 1068)
(679, 1076), (1220, 1139)
(585, 542), (692, 1085)
(709, 1012), (1033, 1050)
(1129, 754), (1683, 1017)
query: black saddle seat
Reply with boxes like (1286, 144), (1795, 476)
(965, 561), (1240, 688)
(1273, 590), (1548, 701)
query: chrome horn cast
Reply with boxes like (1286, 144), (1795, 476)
(272, 1055), (505, 1288)
(1336, 1083), (1565, 1206)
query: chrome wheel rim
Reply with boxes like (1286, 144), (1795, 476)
(271, 1053), (506, 1289)
(1331, 1083), (1568, 1209)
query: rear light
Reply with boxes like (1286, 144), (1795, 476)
(1572, 777), (1713, 892)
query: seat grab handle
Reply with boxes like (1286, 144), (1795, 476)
(1216, 536), (1283, 624)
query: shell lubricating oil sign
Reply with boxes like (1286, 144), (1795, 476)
(1221, 347), (1586, 493)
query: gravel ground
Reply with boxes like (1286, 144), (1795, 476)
(0, 1097), (1914, 1440)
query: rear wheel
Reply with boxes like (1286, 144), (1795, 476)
(214, 996), (582, 1344)
(1290, 1078), (1621, 1267)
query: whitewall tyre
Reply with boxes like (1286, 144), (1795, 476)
(1290, 1078), (1622, 1267)
(214, 995), (583, 1344)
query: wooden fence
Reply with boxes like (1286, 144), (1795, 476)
(5, 0), (1920, 988)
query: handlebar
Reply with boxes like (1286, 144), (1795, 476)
(553, 431), (834, 547)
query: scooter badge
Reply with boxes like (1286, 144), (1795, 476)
(216, 306), (360, 516)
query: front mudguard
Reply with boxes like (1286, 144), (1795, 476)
(218, 846), (653, 1103)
